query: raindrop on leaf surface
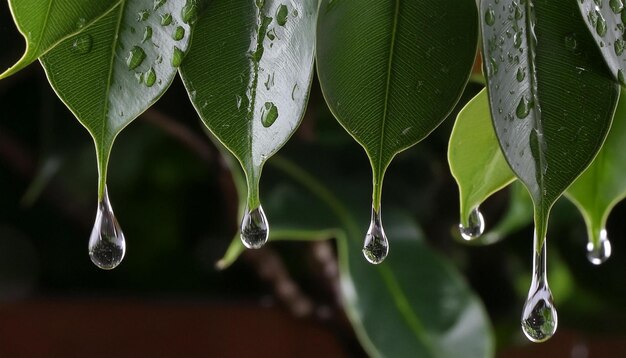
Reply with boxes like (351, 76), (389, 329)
(145, 67), (157, 87)
(71, 34), (92, 54)
(485, 6), (495, 26)
(516, 95), (532, 119)
(127, 46), (146, 70)
(362, 207), (389, 264)
(181, 0), (198, 24)
(137, 9), (151, 22)
(459, 207), (485, 241)
(173, 26), (185, 41)
(161, 13), (173, 26)
(88, 186), (126, 270)
(240, 206), (269, 249)
(276, 4), (289, 26)
(154, 0), (166, 10)
(142, 26), (153, 43)
(586, 229), (612, 265)
(171, 47), (184, 67)
(261, 102), (279, 127)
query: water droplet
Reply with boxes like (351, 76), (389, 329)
(76, 17), (87, 29)
(240, 205), (269, 249)
(88, 186), (126, 270)
(596, 12), (607, 36)
(610, 0), (624, 13)
(137, 9), (151, 22)
(362, 207), (389, 264)
(145, 67), (157, 87)
(564, 33), (578, 53)
(127, 46), (146, 70)
(172, 26), (185, 41)
(171, 46), (184, 67)
(459, 207), (485, 241)
(521, 236), (558, 342)
(276, 4), (289, 26)
(142, 26), (153, 43)
(615, 38), (625, 56)
(135, 72), (144, 83)
(516, 95), (532, 119)
(261, 102), (279, 127)
(161, 13), (173, 26)
(586, 229), (612, 265)
(71, 34), (92, 54)
(516, 67), (526, 82)
(513, 32), (522, 48)
(153, 0), (167, 10)
(181, 0), (198, 24)
(485, 6), (496, 26)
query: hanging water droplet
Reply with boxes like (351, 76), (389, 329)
(261, 102), (279, 127)
(586, 229), (612, 265)
(127, 46), (146, 70)
(459, 207), (485, 241)
(362, 207), (389, 264)
(171, 46), (184, 67)
(485, 6), (496, 26)
(172, 26), (185, 41)
(521, 235), (558, 343)
(88, 186), (126, 270)
(142, 26), (153, 43)
(161, 13), (173, 26)
(71, 34), (92, 54)
(240, 205), (269, 249)
(181, 0), (198, 24)
(145, 67), (157, 87)
(276, 4), (289, 26)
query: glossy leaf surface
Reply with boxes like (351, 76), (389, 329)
(567, 91), (626, 248)
(40, 0), (195, 198)
(317, 0), (478, 209)
(578, 0), (626, 84)
(1, 0), (118, 79)
(481, 0), (619, 245)
(179, 0), (317, 208)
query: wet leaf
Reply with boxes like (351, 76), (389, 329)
(179, 0), (317, 210)
(316, 0), (478, 213)
(1, 0), (119, 79)
(40, 0), (195, 198)
(566, 91), (626, 251)
(481, 0), (619, 246)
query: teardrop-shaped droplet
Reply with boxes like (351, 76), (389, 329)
(586, 229), (612, 265)
(261, 102), (279, 127)
(88, 186), (126, 270)
(459, 207), (485, 241)
(521, 235), (558, 343)
(362, 207), (389, 264)
(484, 6), (495, 26)
(127, 46), (146, 70)
(276, 4), (289, 26)
(181, 0), (198, 24)
(241, 205), (269, 249)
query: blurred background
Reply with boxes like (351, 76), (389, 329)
(2, 2), (626, 357)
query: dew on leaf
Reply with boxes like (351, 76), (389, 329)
(142, 26), (153, 43)
(485, 6), (496, 26)
(586, 229), (612, 265)
(138, 9), (151, 21)
(173, 26), (185, 41)
(182, 0), (198, 24)
(276, 4), (289, 26)
(127, 46), (146, 70)
(171, 47), (184, 67)
(261, 102), (279, 127)
(145, 67), (157, 87)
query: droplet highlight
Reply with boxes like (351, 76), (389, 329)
(71, 34), (92, 54)
(459, 207), (485, 241)
(127, 46), (146, 70)
(88, 186), (126, 270)
(261, 102), (279, 127)
(521, 235), (558, 343)
(362, 207), (389, 264)
(586, 229), (612, 265)
(240, 205), (269, 249)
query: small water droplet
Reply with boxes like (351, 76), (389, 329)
(521, 236), (558, 343)
(144, 67), (157, 87)
(610, 0), (624, 13)
(71, 34), (92, 54)
(586, 229), (612, 265)
(171, 46), (184, 67)
(513, 32), (522, 48)
(127, 46), (146, 70)
(76, 17), (87, 29)
(261, 102), (279, 127)
(596, 12), (607, 36)
(142, 26), (153, 43)
(153, 0), (167, 10)
(516, 95), (532, 119)
(362, 207), (389, 264)
(181, 0), (198, 24)
(240, 205), (269, 249)
(615, 38), (625, 56)
(459, 207), (485, 241)
(485, 6), (496, 26)
(276, 4), (289, 26)
(172, 26), (185, 41)
(88, 186), (126, 270)
(161, 13), (173, 26)
(137, 9), (151, 22)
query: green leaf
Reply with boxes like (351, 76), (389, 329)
(577, 0), (626, 85)
(566, 90), (626, 255)
(449, 88), (515, 229)
(40, 0), (196, 198)
(316, 0), (478, 212)
(480, 0), (619, 246)
(179, 0), (317, 212)
(478, 181), (533, 245)
(1, 0), (119, 79)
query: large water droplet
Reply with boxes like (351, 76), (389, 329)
(261, 102), (279, 127)
(459, 207), (485, 241)
(145, 67), (157, 87)
(362, 207), (389, 264)
(586, 229), (612, 265)
(142, 26), (153, 43)
(127, 46), (146, 70)
(171, 46), (184, 67)
(596, 12), (607, 36)
(276, 4), (289, 26)
(516, 95), (531, 119)
(521, 236), (558, 343)
(181, 0), (198, 24)
(240, 205), (269, 249)
(71, 34), (92, 54)
(485, 6), (496, 26)
(173, 26), (185, 41)
(610, 0), (624, 14)
(516, 67), (526, 82)
(161, 13), (173, 26)
(88, 186), (126, 270)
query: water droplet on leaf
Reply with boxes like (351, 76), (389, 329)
(459, 207), (485, 241)
(137, 9), (151, 22)
(240, 205), (269, 249)
(142, 26), (153, 43)
(586, 229), (612, 265)
(595, 12), (607, 36)
(362, 207), (389, 264)
(516, 67), (526, 82)
(173, 26), (185, 41)
(145, 67), (157, 87)
(276, 4), (289, 26)
(88, 186), (126, 270)
(181, 0), (198, 24)
(171, 46), (184, 67)
(127, 46), (146, 70)
(516, 95), (532, 119)
(71, 34), (92, 54)
(485, 6), (496, 26)
(610, 0), (624, 14)
(161, 13), (173, 26)
(261, 102), (279, 127)
(154, 0), (167, 10)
